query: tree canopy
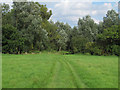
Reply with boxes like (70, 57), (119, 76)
(2, 2), (120, 56)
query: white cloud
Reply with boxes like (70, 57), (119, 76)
(92, 18), (101, 24)
(92, 10), (97, 15)
(50, 2), (116, 26)
(53, 2), (113, 16)
(65, 16), (79, 22)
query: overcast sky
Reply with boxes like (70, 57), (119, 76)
(1, 0), (119, 27)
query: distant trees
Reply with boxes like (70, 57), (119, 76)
(95, 10), (119, 55)
(55, 21), (70, 51)
(69, 15), (98, 54)
(2, 24), (19, 54)
(97, 25), (119, 55)
(78, 15), (98, 42)
(42, 20), (59, 50)
(12, 2), (51, 52)
(103, 9), (119, 28)
(2, 2), (120, 56)
(2, 2), (52, 53)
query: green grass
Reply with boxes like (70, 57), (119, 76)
(2, 53), (118, 88)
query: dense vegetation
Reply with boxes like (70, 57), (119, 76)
(2, 53), (118, 88)
(2, 1), (120, 56)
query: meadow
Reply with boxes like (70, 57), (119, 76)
(2, 53), (118, 88)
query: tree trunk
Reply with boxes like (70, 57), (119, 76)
(59, 46), (61, 51)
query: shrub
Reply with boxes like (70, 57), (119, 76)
(104, 45), (112, 55)
(85, 42), (94, 52)
(111, 45), (120, 56)
(71, 36), (88, 54)
(85, 42), (102, 55)
(33, 50), (41, 54)
(84, 53), (91, 55)
(92, 47), (102, 56)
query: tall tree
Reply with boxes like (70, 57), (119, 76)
(12, 1), (52, 52)
(2, 24), (19, 54)
(103, 9), (119, 28)
(78, 15), (98, 42)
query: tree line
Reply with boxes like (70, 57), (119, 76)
(2, 1), (120, 56)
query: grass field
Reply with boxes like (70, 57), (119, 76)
(2, 53), (118, 88)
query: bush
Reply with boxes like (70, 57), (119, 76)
(92, 47), (102, 56)
(71, 36), (88, 54)
(104, 45), (112, 55)
(2, 24), (19, 54)
(103, 45), (120, 56)
(33, 50), (41, 54)
(84, 53), (91, 55)
(111, 45), (120, 56)
(58, 51), (70, 54)
(85, 42), (94, 52)
(85, 42), (102, 55)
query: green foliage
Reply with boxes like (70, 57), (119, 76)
(32, 50), (41, 54)
(55, 21), (71, 51)
(12, 2), (51, 52)
(71, 35), (88, 53)
(2, 3), (10, 16)
(78, 15), (98, 42)
(92, 47), (102, 55)
(85, 42), (102, 55)
(97, 25), (119, 41)
(96, 25), (120, 55)
(2, 2), (52, 53)
(42, 20), (60, 50)
(111, 45), (120, 56)
(2, 24), (19, 54)
(1, 3), (120, 56)
(57, 29), (68, 51)
(103, 9), (119, 28)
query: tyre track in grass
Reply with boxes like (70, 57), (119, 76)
(40, 55), (63, 88)
(58, 60), (78, 88)
(42, 55), (77, 88)
(59, 55), (88, 88)
(40, 55), (88, 88)
(46, 61), (61, 88)
(40, 60), (57, 88)
(46, 56), (77, 88)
